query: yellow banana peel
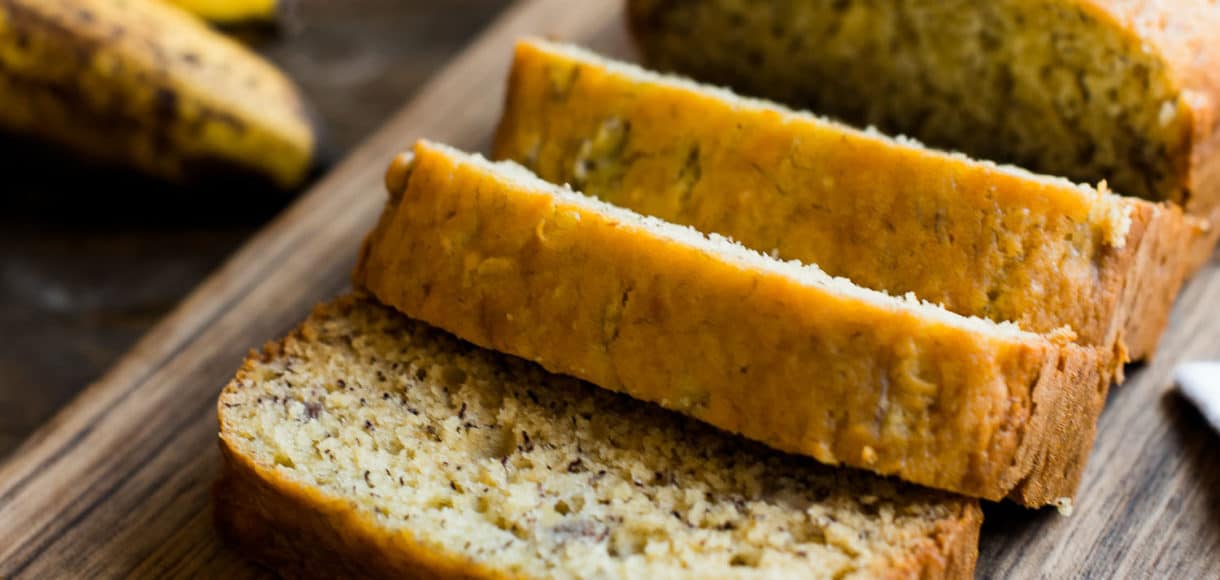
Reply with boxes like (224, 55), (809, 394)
(0, 0), (318, 189)
(164, 0), (280, 25)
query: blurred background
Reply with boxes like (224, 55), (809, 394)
(0, 0), (511, 458)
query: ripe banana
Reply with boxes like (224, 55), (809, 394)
(164, 0), (280, 25)
(0, 0), (318, 190)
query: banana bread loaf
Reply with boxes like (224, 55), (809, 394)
(628, 0), (1220, 264)
(355, 140), (1112, 505)
(493, 38), (1207, 363)
(215, 294), (983, 579)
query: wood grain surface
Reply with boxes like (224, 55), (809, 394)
(1, 0), (1218, 577)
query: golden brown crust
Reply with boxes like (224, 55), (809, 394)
(214, 442), (506, 579)
(932, 505), (983, 580)
(215, 294), (982, 579)
(1079, 1), (1220, 231)
(383, 151), (416, 201)
(1005, 342), (1110, 506)
(354, 141), (1111, 504)
(215, 316), (516, 580)
(1112, 206), (1211, 360)
(863, 501), (981, 580)
(914, 503), (982, 580)
(492, 39), (1198, 362)
(627, 0), (1220, 266)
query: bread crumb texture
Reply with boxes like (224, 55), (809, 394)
(217, 295), (980, 579)
(355, 141), (1111, 504)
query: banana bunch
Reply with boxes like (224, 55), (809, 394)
(166, 0), (281, 25)
(0, 0), (318, 190)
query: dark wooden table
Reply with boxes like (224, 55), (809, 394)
(0, 2), (1216, 576)
(0, 0), (511, 458)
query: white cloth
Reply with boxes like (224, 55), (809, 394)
(1176, 362), (1220, 432)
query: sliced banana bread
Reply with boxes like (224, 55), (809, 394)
(627, 0), (1220, 260)
(493, 38), (1206, 362)
(215, 294), (983, 579)
(355, 140), (1111, 505)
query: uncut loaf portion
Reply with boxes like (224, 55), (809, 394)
(216, 294), (983, 579)
(493, 38), (1207, 363)
(355, 140), (1112, 506)
(628, 0), (1220, 264)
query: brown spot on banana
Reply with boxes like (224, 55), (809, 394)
(0, 0), (321, 190)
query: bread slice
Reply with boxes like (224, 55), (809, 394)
(627, 0), (1220, 264)
(492, 38), (1207, 362)
(355, 140), (1111, 505)
(215, 294), (983, 579)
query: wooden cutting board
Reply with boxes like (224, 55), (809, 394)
(1, 0), (1218, 576)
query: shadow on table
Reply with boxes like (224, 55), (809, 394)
(976, 359), (1145, 574)
(0, 136), (299, 229)
(0, 134), (307, 458)
(1162, 389), (1220, 526)
(977, 496), (1060, 567)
